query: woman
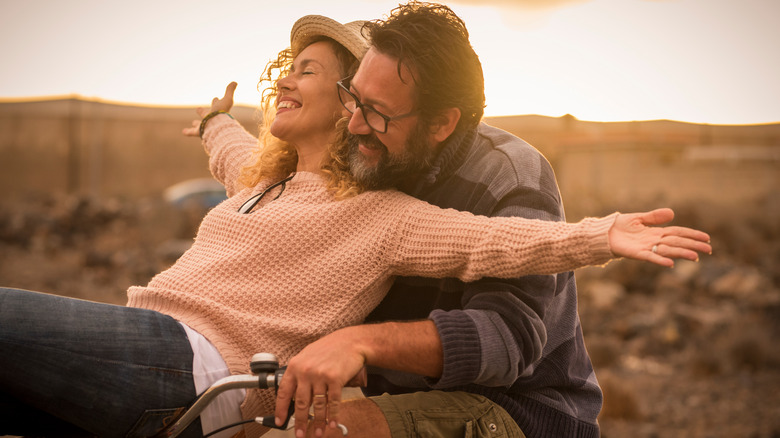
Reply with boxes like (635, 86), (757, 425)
(0, 15), (710, 438)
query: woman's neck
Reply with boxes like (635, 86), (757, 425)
(294, 148), (326, 173)
(292, 137), (332, 174)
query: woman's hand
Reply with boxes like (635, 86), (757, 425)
(182, 82), (238, 137)
(609, 208), (712, 267)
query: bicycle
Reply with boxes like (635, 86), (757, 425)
(154, 353), (348, 438)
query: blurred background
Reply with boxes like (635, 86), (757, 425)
(1, 0), (778, 437)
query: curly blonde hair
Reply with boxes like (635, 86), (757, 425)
(238, 37), (365, 199)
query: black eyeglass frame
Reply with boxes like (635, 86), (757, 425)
(336, 77), (417, 134)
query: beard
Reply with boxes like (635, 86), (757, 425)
(345, 122), (436, 192)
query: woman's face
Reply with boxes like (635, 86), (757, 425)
(270, 41), (346, 149)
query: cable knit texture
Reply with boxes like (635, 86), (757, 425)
(126, 115), (615, 436)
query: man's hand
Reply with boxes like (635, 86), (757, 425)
(275, 328), (368, 438)
(609, 208), (712, 267)
(182, 82), (237, 137)
(275, 320), (442, 438)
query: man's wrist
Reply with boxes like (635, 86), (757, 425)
(340, 320), (443, 378)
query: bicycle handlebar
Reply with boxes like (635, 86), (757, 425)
(155, 353), (290, 438)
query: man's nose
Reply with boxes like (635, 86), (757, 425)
(347, 107), (372, 135)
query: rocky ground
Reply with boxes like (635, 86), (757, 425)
(1, 193), (778, 437)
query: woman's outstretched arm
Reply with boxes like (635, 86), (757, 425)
(387, 201), (712, 281)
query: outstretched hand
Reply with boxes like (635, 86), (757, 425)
(609, 208), (711, 267)
(182, 82), (238, 137)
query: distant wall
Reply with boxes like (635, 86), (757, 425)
(487, 115), (780, 220)
(2, 98), (778, 221)
(0, 98), (259, 200)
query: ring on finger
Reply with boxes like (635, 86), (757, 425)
(313, 394), (327, 399)
(652, 244), (658, 253)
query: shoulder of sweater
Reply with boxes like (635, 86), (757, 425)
(346, 190), (442, 220)
(287, 177), (422, 212)
(354, 188), (418, 205)
(474, 122), (549, 167)
(451, 123), (558, 196)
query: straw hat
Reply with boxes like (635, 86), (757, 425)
(290, 15), (369, 61)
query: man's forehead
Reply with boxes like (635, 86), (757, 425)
(353, 48), (415, 106)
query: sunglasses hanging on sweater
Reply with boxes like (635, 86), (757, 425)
(237, 174), (295, 214)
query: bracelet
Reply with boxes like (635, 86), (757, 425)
(199, 111), (234, 138)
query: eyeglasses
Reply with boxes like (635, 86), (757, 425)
(337, 76), (417, 134)
(237, 174), (294, 214)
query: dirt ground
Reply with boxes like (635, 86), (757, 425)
(1, 193), (778, 437)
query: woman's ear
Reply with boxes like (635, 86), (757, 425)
(428, 107), (461, 144)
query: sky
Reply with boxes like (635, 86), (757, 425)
(1, 0), (778, 125)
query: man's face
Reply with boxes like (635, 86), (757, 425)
(343, 48), (436, 190)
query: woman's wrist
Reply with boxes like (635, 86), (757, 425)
(199, 110), (234, 138)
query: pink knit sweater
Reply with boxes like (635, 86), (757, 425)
(126, 116), (616, 434)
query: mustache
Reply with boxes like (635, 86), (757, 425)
(347, 131), (387, 153)
(334, 117), (387, 154)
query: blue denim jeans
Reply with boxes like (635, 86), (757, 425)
(0, 288), (202, 437)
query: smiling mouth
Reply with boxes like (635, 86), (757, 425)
(277, 100), (301, 111)
(360, 141), (382, 151)
(353, 133), (387, 162)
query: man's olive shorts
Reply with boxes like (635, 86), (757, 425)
(370, 390), (525, 438)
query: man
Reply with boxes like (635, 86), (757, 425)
(276, 2), (602, 438)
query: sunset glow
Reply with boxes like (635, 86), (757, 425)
(1, 0), (777, 125)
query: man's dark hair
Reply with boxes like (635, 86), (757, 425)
(363, 1), (486, 133)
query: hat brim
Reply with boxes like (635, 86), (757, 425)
(290, 15), (368, 61)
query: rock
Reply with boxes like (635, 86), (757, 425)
(588, 337), (623, 368)
(582, 280), (626, 309)
(710, 266), (770, 298)
(598, 371), (643, 420)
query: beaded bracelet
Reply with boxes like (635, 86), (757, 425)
(199, 110), (234, 138)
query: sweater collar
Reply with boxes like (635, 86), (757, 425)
(290, 171), (325, 185)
